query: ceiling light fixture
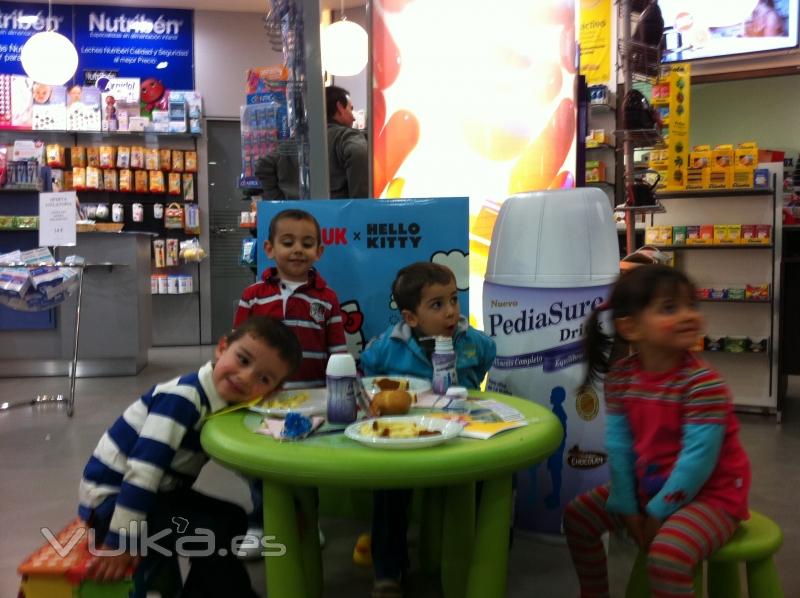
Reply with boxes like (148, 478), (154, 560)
(321, 0), (368, 77)
(20, 3), (78, 86)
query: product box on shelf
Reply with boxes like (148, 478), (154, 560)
(101, 78), (141, 132)
(32, 85), (66, 131)
(742, 224), (772, 245)
(733, 167), (754, 188)
(67, 87), (102, 131)
(585, 160), (606, 182)
(10, 75), (33, 129)
(687, 224), (714, 245)
(672, 225), (687, 244)
(735, 142), (759, 168)
(754, 168), (770, 188)
(645, 225), (673, 246)
(686, 167), (709, 190)
(713, 224), (741, 244)
(708, 169), (732, 189)
(710, 144), (734, 188)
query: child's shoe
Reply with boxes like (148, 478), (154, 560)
(353, 532), (372, 566)
(372, 578), (403, 598)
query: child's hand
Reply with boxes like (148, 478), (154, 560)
(86, 549), (139, 581)
(642, 515), (662, 549)
(622, 513), (646, 548)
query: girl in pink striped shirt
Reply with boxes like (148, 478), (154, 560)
(564, 265), (750, 598)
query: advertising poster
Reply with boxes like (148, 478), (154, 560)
(73, 5), (193, 90)
(661, 0), (800, 62)
(257, 198), (469, 359)
(579, 0), (612, 84)
(666, 63), (690, 191)
(485, 283), (610, 534)
(0, 1), (73, 75)
(371, 0), (577, 329)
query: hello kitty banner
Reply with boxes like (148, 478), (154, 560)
(257, 198), (469, 360)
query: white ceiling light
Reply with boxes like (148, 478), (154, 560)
(322, 16), (368, 77)
(20, 4), (78, 86)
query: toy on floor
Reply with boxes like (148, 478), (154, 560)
(18, 518), (134, 598)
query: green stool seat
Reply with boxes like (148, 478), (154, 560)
(706, 510), (783, 598)
(626, 510), (783, 598)
(710, 510), (783, 563)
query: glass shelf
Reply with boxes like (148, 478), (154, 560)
(656, 188), (773, 199)
(614, 202), (666, 214)
(0, 129), (201, 139)
(615, 128), (664, 147)
(651, 244), (773, 250)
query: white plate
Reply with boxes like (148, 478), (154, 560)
(361, 376), (432, 395)
(249, 388), (327, 417)
(344, 415), (463, 450)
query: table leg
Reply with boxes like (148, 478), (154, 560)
(419, 488), (444, 574)
(295, 487), (323, 598)
(441, 482), (475, 598)
(465, 475), (512, 598)
(262, 479), (307, 598)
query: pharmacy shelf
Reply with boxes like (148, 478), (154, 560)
(651, 244), (772, 250)
(657, 188), (773, 199)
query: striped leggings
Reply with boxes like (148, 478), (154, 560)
(564, 485), (738, 598)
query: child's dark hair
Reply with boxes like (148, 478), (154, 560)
(584, 265), (695, 386)
(227, 316), (302, 379)
(268, 209), (321, 245)
(392, 262), (456, 313)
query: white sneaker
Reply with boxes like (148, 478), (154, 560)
(236, 526), (263, 560)
(318, 525), (326, 548)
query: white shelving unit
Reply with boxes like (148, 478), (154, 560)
(650, 176), (781, 416)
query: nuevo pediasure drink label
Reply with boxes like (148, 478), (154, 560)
(484, 282), (610, 535)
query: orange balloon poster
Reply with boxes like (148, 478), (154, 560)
(371, 0), (578, 325)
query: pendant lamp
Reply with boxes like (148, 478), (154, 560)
(20, 7), (78, 86)
(322, 3), (368, 77)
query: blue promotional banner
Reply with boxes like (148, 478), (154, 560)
(73, 5), (193, 89)
(257, 198), (469, 360)
(0, 2), (73, 75)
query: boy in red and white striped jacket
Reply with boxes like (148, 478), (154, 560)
(234, 208), (347, 550)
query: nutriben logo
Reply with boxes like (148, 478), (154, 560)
(0, 10), (63, 32)
(88, 12), (184, 36)
(366, 222), (421, 249)
(486, 296), (604, 340)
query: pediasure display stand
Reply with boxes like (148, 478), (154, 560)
(483, 188), (619, 535)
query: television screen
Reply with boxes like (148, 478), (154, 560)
(660, 0), (799, 63)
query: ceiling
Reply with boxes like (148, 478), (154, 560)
(59, 0), (366, 14)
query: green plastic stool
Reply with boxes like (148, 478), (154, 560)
(625, 510), (783, 598)
(706, 510), (783, 598)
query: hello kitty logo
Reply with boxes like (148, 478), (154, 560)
(340, 300), (366, 360)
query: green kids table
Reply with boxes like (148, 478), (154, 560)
(201, 390), (563, 598)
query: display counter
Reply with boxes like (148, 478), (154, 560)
(0, 232), (152, 377)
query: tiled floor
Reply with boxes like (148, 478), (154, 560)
(1, 346), (797, 597)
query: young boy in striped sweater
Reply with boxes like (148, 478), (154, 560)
(78, 317), (301, 594)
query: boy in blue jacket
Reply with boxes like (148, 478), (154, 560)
(360, 262), (495, 597)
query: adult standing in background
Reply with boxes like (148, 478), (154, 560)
(325, 85), (369, 199)
(256, 85), (369, 199)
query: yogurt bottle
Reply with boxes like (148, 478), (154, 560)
(483, 188), (619, 535)
(326, 353), (359, 424)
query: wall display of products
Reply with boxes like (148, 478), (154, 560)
(676, 141), (769, 191)
(646, 223), (772, 246)
(0, 74), (203, 135)
(240, 65), (291, 189)
(651, 180), (781, 412)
